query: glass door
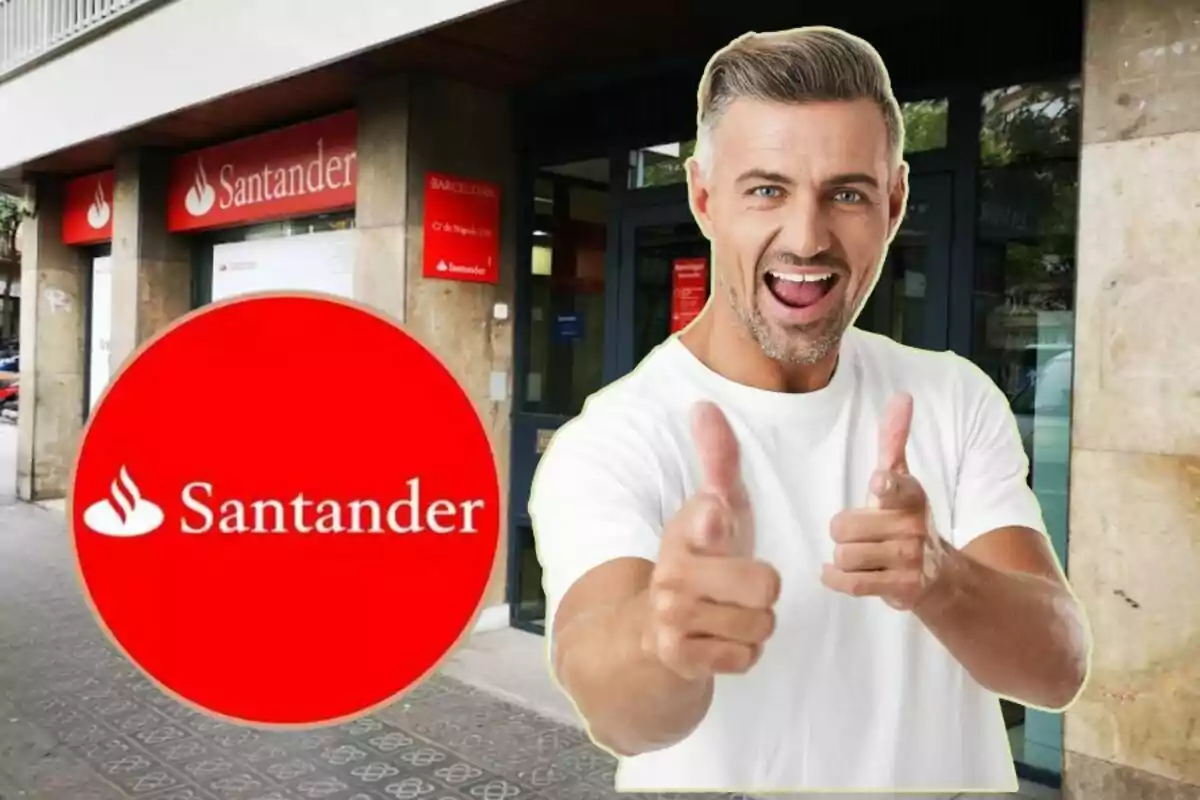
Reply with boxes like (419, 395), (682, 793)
(617, 202), (709, 376)
(858, 171), (953, 350)
(510, 159), (613, 634)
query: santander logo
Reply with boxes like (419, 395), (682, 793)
(176, 136), (356, 225)
(185, 161), (217, 218)
(86, 182), (111, 230)
(83, 466), (165, 538)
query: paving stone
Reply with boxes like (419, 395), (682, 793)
(0, 500), (1061, 800)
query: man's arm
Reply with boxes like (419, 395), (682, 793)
(823, 375), (1091, 711)
(550, 558), (714, 756)
(914, 525), (1089, 710)
(921, 361), (1090, 710)
(534, 401), (777, 757)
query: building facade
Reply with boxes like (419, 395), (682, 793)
(2, 0), (1197, 797)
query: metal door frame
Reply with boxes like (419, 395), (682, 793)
(615, 194), (697, 378)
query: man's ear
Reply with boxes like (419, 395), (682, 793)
(886, 161), (910, 244)
(686, 157), (714, 241)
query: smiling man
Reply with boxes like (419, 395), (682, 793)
(529, 26), (1090, 795)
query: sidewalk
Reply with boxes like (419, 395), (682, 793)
(0, 499), (1059, 800)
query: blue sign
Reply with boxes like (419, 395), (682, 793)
(553, 313), (583, 342)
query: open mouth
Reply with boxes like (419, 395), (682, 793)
(764, 270), (841, 310)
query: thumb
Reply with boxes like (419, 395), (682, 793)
(690, 401), (745, 504)
(877, 392), (913, 476)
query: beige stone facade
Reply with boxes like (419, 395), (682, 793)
(1063, 0), (1200, 795)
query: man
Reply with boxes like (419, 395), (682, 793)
(528, 26), (1090, 795)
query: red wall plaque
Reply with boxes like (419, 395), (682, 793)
(62, 170), (115, 246)
(423, 172), (500, 284)
(167, 111), (357, 233)
(670, 257), (709, 333)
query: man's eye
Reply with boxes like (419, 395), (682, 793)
(833, 189), (865, 204)
(750, 186), (784, 199)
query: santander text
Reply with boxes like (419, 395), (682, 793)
(180, 478), (483, 535)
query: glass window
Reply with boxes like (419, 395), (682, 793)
(521, 160), (609, 417)
(629, 141), (696, 189)
(973, 77), (1081, 779)
(981, 80), (1082, 166)
(628, 96), (947, 190)
(901, 98), (949, 153)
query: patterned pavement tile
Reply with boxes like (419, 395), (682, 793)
(139, 788), (221, 800)
(0, 501), (813, 800)
(458, 775), (528, 800)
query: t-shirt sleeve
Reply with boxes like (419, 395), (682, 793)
(528, 402), (671, 634)
(949, 358), (1048, 550)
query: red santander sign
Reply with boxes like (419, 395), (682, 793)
(423, 173), (500, 285)
(167, 111), (357, 233)
(63, 170), (115, 246)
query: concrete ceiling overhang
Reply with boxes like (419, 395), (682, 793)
(1, 0), (1081, 193)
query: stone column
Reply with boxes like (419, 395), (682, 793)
(16, 178), (86, 501)
(404, 74), (517, 612)
(354, 74), (410, 323)
(109, 148), (193, 374)
(1064, 0), (1200, 796)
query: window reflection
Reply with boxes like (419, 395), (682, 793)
(629, 97), (948, 191)
(523, 159), (608, 416)
(901, 98), (949, 153)
(981, 80), (1082, 166)
(974, 77), (1080, 778)
(629, 141), (696, 189)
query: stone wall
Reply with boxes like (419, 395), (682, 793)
(15, 179), (85, 501)
(355, 73), (517, 611)
(1065, 0), (1200, 795)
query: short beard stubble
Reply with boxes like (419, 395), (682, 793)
(718, 258), (852, 366)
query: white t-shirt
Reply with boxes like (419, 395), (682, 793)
(529, 326), (1047, 795)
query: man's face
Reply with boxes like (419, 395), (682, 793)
(688, 97), (907, 365)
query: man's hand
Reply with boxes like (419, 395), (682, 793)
(822, 393), (949, 610)
(644, 401), (781, 679)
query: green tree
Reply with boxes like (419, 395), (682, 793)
(901, 99), (948, 153)
(0, 194), (20, 255)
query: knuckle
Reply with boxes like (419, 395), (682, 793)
(897, 539), (922, 563)
(714, 643), (755, 674)
(832, 544), (853, 570)
(652, 559), (687, 591)
(656, 628), (686, 664)
(829, 512), (852, 542)
(650, 588), (683, 625)
(904, 514), (928, 538)
(754, 609), (776, 642)
(748, 562), (782, 606)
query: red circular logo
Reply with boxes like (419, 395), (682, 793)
(70, 293), (500, 726)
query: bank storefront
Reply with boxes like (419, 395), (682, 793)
(504, 5), (1083, 787)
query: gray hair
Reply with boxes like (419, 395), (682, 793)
(692, 27), (904, 176)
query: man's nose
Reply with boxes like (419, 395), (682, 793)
(779, 196), (832, 259)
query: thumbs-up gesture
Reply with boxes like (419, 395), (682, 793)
(822, 393), (947, 611)
(643, 401), (781, 680)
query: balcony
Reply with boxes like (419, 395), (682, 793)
(0, 0), (166, 82)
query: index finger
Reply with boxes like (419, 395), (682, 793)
(691, 401), (746, 504)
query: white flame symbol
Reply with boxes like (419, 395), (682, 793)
(86, 182), (111, 230)
(82, 466), (164, 538)
(184, 160), (216, 217)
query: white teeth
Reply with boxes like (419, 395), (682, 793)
(769, 271), (832, 283)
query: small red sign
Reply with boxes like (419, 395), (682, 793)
(671, 257), (709, 332)
(167, 111), (357, 233)
(423, 172), (501, 284)
(63, 170), (115, 245)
